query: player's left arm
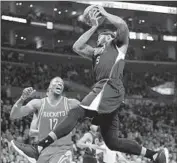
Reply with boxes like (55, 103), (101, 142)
(98, 6), (129, 54)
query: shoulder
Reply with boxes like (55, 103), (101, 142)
(27, 98), (43, 110)
(67, 98), (80, 109)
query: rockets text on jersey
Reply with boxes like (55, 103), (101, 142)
(36, 97), (73, 147)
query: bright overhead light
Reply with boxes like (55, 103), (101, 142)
(19, 2), (22, 6)
(163, 35), (177, 42)
(54, 8), (57, 11)
(30, 4), (33, 8)
(21, 36), (24, 39)
(1, 15), (27, 23)
(78, 15), (84, 22)
(58, 11), (61, 14)
(143, 46), (146, 49)
(72, 11), (77, 15)
(77, 1), (177, 14)
(58, 40), (61, 43)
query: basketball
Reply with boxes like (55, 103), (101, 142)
(81, 5), (105, 26)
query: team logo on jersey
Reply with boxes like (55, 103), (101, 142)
(43, 111), (67, 118)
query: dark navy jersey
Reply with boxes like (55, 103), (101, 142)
(92, 41), (125, 84)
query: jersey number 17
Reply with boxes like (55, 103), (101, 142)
(49, 118), (58, 130)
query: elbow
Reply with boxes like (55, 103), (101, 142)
(73, 42), (84, 54)
(10, 110), (19, 120)
(72, 43), (80, 53)
(10, 113), (16, 120)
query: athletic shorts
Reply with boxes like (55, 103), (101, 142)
(80, 79), (125, 114)
(37, 148), (72, 163)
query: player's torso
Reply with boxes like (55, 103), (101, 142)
(93, 42), (122, 82)
(36, 97), (73, 147)
(93, 42), (125, 91)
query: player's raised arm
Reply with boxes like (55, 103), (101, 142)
(10, 87), (41, 120)
(97, 6), (129, 52)
(73, 11), (101, 60)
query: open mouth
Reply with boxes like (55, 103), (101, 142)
(56, 88), (61, 91)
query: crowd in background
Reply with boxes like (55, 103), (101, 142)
(1, 50), (177, 163)
(2, 51), (176, 96)
(1, 96), (177, 163)
(2, 43), (177, 62)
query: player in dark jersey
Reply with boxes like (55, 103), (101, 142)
(12, 5), (169, 163)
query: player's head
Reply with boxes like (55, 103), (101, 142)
(48, 77), (64, 96)
(90, 125), (98, 132)
(97, 30), (116, 46)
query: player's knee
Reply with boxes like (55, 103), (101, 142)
(104, 134), (122, 151)
(104, 138), (117, 150)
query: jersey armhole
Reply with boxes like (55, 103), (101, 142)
(65, 97), (70, 112)
(36, 98), (45, 120)
(115, 45), (126, 60)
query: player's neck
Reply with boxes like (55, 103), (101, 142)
(47, 94), (62, 106)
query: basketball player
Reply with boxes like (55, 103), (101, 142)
(97, 141), (129, 163)
(11, 5), (169, 163)
(10, 77), (80, 163)
(77, 125), (105, 163)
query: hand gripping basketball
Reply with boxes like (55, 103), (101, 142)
(89, 10), (103, 27)
(82, 5), (105, 27)
(21, 87), (36, 101)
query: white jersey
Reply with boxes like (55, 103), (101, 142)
(97, 143), (129, 163)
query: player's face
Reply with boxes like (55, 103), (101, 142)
(97, 34), (112, 46)
(50, 77), (64, 95)
(94, 138), (99, 145)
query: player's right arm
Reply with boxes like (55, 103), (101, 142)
(73, 27), (96, 60)
(10, 87), (41, 120)
(73, 11), (101, 60)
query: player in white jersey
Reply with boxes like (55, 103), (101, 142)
(10, 77), (80, 163)
(97, 142), (129, 163)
